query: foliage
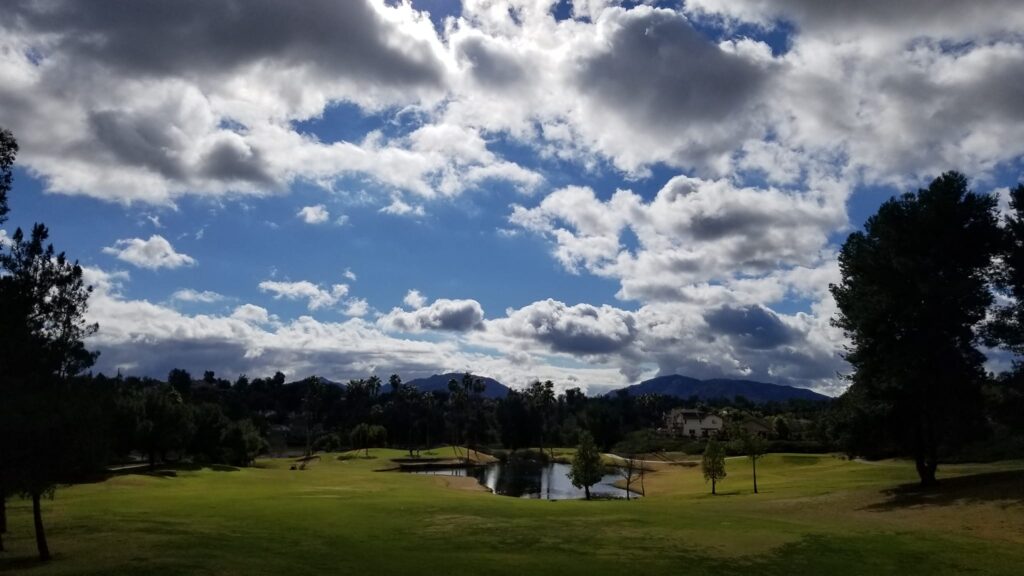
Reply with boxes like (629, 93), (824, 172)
(223, 420), (266, 467)
(567, 431), (603, 500)
(701, 438), (727, 494)
(349, 423), (387, 457)
(831, 172), (1001, 486)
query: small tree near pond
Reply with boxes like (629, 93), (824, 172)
(568, 431), (603, 500)
(702, 438), (727, 495)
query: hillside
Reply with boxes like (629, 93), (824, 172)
(610, 374), (830, 403)
(406, 373), (511, 399)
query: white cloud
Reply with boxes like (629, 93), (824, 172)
(380, 197), (426, 217)
(258, 280), (349, 311)
(297, 204), (330, 224)
(230, 303), (275, 325)
(343, 298), (370, 318)
(102, 235), (196, 270)
(343, 268), (358, 281)
(403, 289), (427, 309)
(171, 289), (225, 303)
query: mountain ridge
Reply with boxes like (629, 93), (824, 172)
(406, 372), (511, 399)
(610, 374), (830, 403)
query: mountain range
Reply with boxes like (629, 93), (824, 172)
(405, 373), (511, 399)
(609, 374), (830, 403)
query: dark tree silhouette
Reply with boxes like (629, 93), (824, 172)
(0, 223), (99, 561)
(0, 127), (16, 225)
(831, 172), (1001, 487)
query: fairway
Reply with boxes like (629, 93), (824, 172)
(1, 452), (1021, 575)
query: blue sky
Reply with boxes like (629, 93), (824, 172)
(2, 0), (1022, 394)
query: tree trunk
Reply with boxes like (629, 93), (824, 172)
(1, 496), (7, 552)
(915, 454), (938, 487)
(584, 486), (591, 500)
(752, 458), (758, 494)
(712, 478), (716, 495)
(32, 492), (50, 562)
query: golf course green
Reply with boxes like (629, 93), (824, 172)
(1, 450), (1021, 575)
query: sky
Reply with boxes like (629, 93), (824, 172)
(1, 0), (1023, 396)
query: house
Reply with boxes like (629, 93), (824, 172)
(664, 409), (723, 438)
(739, 418), (772, 439)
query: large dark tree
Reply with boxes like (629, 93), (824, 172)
(0, 223), (99, 561)
(831, 172), (1001, 486)
(0, 127), (16, 224)
(0, 126), (17, 553)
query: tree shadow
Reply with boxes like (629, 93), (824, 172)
(862, 470), (1024, 511)
(0, 554), (50, 573)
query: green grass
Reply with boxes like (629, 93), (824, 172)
(1, 450), (1022, 575)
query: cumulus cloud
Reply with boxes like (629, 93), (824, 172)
(343, 298), (370, 318)
(103, 235), (196, 270)
(491, 299), (639, 356)
(258, 280), (349, 311)
(297, 204), (330, 224)
(379, 298), (485, 332)
(511, 176), (845, 300)
(0, 0), (542, 205)
(403, 289), (427, 309)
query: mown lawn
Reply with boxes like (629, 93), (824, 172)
(1, 450), (1021, 575)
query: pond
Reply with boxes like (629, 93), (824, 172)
(412, 461), (640, 500)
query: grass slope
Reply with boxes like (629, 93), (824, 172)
(1, 451), (1021, 575)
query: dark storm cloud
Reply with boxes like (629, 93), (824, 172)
(704, 304), (797, 350)
(575, 9), (770, 134)
(6, 0), (446, 89)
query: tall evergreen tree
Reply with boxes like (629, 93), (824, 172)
(1, 223), (99, 561)
(831, 172), (1001, 486)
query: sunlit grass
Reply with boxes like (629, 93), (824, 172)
(2, 449), (1021, 575)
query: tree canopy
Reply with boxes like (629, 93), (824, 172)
(831, 172), (1001, 486)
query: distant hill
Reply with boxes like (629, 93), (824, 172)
(610, 374), (830, 403)
(406, 373), (511, 399)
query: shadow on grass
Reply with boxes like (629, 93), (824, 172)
(863, 469), (1024, 511)
(0, 554), (50, 574)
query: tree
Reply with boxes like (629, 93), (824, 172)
(189, 403), (230, 463)
(0, 127), (17, 553)
(831, 172), (1001, 487)
(567, 431), (603, 500)
(138, 385), (194, 468)
(735, 427), (767, 494)
(0, 221), (99, 561)
(223, 420), (265, 466)
(167, 368), (193, 398)
(987, 184), (1024, 356)
(350, 423), (387, 457)
(0, 127), (16, 224)
(617, 454), (641, 501)
(701, 438), (727, 495)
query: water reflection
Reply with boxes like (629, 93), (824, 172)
(413, 461), (637, 500)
